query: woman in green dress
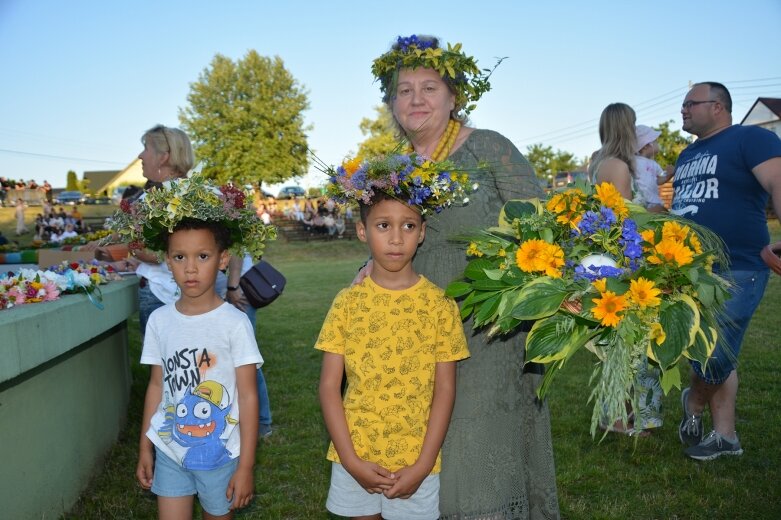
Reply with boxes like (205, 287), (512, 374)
(368, 35), (560, 519)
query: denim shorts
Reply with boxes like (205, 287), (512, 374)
(138, 284), (165, 336)
(326, 462), (440, 520)
(690, 269), (769, 384)
(151, 448), (239, 516)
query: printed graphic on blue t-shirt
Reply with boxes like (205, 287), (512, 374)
(671, 125), (781, 270)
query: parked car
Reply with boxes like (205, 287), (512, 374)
(54, 191), (85, 205)
(277, 186), (306, 199)
(83, 195), (112, 205)
(548, 171), (589, 191)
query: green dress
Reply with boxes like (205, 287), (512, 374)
(413, 129), (560, 519)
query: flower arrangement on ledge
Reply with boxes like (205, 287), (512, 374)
(325, 152), (474, 216)
(447, 181), (731, 437)
(0, 260), (119, 310)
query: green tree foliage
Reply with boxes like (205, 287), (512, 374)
(179, 51), (311, 187)
(654, 120), (692, 169)
(356, 105), (400, 159)
(65, 170), (79, 191)
(525, 143), (579, 179)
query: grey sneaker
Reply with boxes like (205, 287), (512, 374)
(685, 430), (743, 461)
(259, 423), (273, 439)
(679, 387), (703, 446)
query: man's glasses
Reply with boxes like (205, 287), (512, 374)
(681, 100), (716, 110)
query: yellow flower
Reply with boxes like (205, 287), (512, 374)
(498, 249), (507, 257)
(641, 229), (656, 245)
(649, 322), (666, 346)
(342, 157), (362, 177)
(592, 278), (607, 293)
(662, 221), (689, 242)
(648, 239), (694, 266)
(466, 242), (484, 257)
(546, 193), (567, 214)
(629, 277), (662, 309)
(688, 233), (703, 254)
(516, 239), (549, 272)
(591, 290), (628, 327)
(538, 244), (565, 278)
(594, 182), (629, 218)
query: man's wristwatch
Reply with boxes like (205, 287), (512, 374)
(227, 285), (240, 291)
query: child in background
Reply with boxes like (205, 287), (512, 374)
(316, 155), (471, 520)
(635, 125), (674, 213)
(123, 177), (274, 519)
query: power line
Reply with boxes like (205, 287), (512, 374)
(0, 148), (126, 165)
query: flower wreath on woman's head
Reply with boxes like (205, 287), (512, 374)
(371, 34), (505, 116)
(106, 175), (276, 259)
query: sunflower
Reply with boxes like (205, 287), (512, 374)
(592, 277), (607, 293)
(594, 182), (629, 218)
(538, 244), (565, 278)
(647, 239), (694, 267)
(516, 239), (549, 272)
(591, 290), (628, 327)
(662, 221), (689, 242)
(629, 277), (662, 309)
(688, 233), (703, 255)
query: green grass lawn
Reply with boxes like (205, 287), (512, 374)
(57, 223), (781, 519)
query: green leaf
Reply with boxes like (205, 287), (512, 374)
(526, 314), (594, 364)
(474, 294), (501, 327)
(499, 200), (538, 226)
(695, 281), (715, 307)
(471, 278), (508, 291)
(659, 365), (682, 394)
(445, 281), (472, 298)
(651, 296), (699, 370)
(510, 278), (569, 320)
(464, 257), (493, 281)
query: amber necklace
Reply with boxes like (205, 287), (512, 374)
(407, 120), (461, 161)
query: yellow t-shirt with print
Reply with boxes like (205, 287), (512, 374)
(315, 275), (469, 473)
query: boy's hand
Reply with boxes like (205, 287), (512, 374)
(226, 466), (255, 510)
(382, 462), (429, 499)
(345, 458), (397, 494)
(135, 448), (155, 489)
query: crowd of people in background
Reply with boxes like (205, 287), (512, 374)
(0, 177), (53, 207)
(33, 202), (88, 243)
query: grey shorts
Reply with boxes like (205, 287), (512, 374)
(325, 462), (439, 520)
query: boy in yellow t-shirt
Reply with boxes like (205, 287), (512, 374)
(316, 155), (471, 520)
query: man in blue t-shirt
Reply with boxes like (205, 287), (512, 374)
(671, 81), (781, 461)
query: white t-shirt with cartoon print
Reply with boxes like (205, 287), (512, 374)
(141, 302), (262, 470)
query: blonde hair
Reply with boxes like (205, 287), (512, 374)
(589, 103), (637, 179)
(142, 125), (195, 177)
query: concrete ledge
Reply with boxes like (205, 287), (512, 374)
(0, 277), (138, 519)
(0, 277), (138, 384)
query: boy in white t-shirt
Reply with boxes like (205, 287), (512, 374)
(635, 125), (674, 213)
(120, 176), (274, 519)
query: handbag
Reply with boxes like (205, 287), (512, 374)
(239, 260), (286, 308)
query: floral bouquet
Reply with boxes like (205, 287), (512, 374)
(325, 152), (474, 215)
(105, 175), (276, 259)
(1, 260), (118, 310)
(447, 181), (731, 436)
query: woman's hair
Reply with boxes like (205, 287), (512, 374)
(162, 218), (232, 252)
(142, 125), (195, 177)
(382, 35), (467, 136)
(589, 103), (637, 179)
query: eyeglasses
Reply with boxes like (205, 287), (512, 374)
(681, 100), (717, 110)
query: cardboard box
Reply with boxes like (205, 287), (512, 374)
(38, 249), (96, 269)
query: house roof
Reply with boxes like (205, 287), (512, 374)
(740, 97), (781, 125)
(83, 170), (120, 195)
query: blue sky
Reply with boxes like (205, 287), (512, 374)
(1, 0), (780, 190)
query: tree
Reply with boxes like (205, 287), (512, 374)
(654, 120), (692, 169)
(179, 51), (311, 188)
(355, 105), (399, 159)
(66, 170), (79, 191)
(525, 143), (579, 180)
